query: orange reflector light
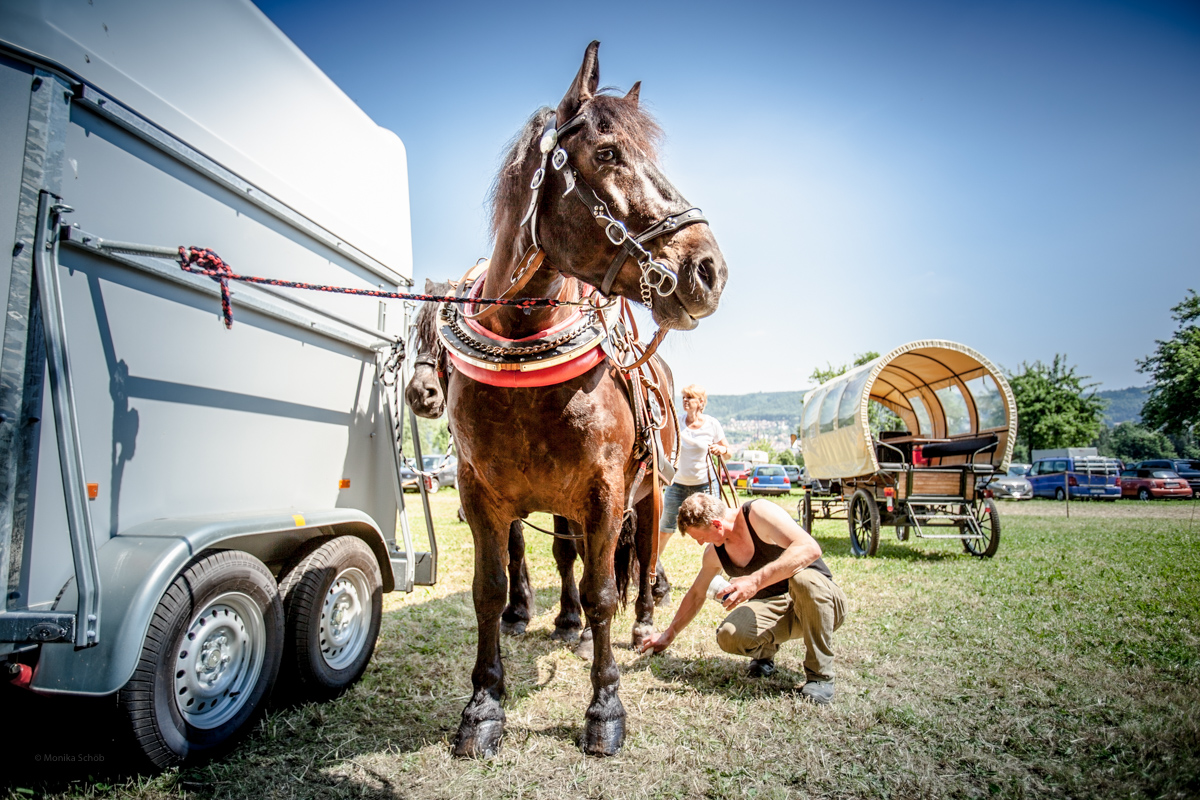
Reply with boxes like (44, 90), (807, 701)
(87, 483), (98, 499)
(883, 487), (894, 497)
(339, 479), (351, 489)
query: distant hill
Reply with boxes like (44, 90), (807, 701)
(697, 391), (809, 423)
(1096, 386), (1148, 426)
(688, 386), (1148, 430)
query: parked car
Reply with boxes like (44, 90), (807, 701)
(722, 461), (754, 489)
(1121, 468), (1194, 500)
(747, 464), (791, 495)
(978, 464), (1033, 500)
(782, 464), (804, 489)
(1027, 455), (1121, 500)
(1135, 459), (1200, 494)
(401, 454), (458, 492)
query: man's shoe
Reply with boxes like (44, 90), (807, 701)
(800, 680), (835, 704)
(747, 658), (776, 678)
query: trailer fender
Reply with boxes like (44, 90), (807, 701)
(29, 508), (394, 696)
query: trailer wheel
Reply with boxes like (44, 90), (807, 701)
(278, 536), (383, 701)
(848, 490), (880, 557)
(425, 476), (440, 494)
(963, 499), (1001, 558)
(118, 551), (283, 769)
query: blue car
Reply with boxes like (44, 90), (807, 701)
(1027, 455), (1120, 500)
(746, 464), (792, 495)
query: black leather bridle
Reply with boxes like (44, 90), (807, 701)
(518, 109), (710, 304)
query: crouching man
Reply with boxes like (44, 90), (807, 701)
(638, 493), (847, 703)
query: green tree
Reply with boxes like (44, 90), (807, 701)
(400, 414), (451, 460)
(1097, 422), (1177, 463)
(1007, 355), (1105, 454)
(1138, 289), (1200, 438)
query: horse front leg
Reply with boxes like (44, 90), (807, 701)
(550, 517), (583, 643)
(631, 494), (657, 648)
(453, 496), (513, 758)
(501, 521), (533, 636)
(578, 499), (626, 756)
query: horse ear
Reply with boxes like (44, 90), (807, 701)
(625, 81), (641, 107)
(556, 40), (600, 122)
(424, 278), (438, 294)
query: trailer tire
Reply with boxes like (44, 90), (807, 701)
(963, 499), (1001, 558)
(426, 477), (440, 494)
(848, 489), (880, 557)
(118, 550), (283, 769)
(278, 536), (382, 702)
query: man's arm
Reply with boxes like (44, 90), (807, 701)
(720, 501), (822, 610)
(638, 545), (724, 654)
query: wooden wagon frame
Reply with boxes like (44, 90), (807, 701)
(798, 340), (1017, 558)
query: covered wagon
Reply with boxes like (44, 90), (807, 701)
(800, 340), (1017, 558)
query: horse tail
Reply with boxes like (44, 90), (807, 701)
(613, 508), (638, 609)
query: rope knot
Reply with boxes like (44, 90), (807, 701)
(179, 246), (235, 328)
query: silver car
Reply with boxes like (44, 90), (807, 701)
(401, 454), (458, 493)
(979, 464), (1033, 500)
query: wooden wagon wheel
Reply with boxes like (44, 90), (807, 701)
(962, 498), (1001, 558)
(848, 489), (880, 557)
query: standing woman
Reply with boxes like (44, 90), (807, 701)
(655, 384), (730, 604)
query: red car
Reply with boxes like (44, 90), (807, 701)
(721, 461), (754, 489)
(1120, 468), (1194, 501)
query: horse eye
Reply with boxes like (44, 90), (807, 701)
(597, 148), (616, 163)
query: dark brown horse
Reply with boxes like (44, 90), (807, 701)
(441, 42), (726, 757)
(405, 280), (587, 646)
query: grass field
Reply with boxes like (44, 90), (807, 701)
(4, 492), (1199, 799)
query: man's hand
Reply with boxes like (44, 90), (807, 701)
(720, 576), (758, 611)
(638, 630), (673, 654)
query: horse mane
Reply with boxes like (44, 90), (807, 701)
(413, 279), (452, 361)
(487, 91), (664, 241)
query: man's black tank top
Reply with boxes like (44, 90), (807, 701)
(715, 501), (833, 599)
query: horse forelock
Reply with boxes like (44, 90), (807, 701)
(413, 282), (450, 360)
(487, 92), (663, 241)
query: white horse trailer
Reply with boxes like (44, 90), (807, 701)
(0, 0), (437, 767)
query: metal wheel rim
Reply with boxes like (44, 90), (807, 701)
(968, 503), (993, 554)
(850, 496), (871, 553)
(320, 567), (371, 671)
(1138, 488), (1149, 501)
(174, 591), (266, 730)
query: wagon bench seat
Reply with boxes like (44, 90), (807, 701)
(920, 434), (998, 461)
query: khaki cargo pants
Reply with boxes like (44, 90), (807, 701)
(715, 568), (847, 682)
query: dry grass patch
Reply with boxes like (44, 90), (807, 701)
(4, 490), (1199, 799)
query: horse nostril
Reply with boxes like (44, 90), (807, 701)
(695, 257), (715, 291)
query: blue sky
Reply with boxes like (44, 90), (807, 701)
(255, 0), (1199, 395)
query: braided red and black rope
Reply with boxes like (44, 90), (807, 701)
(177, 247), (575, 330)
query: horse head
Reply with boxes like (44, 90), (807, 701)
(490, 41), (727, 331)
(404, 278), (451, 419)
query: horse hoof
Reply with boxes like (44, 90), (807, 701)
(500, 619), (528, 636)
(653, 587), (671, 607)
(631, 625), (655, 649)
(452, 720), (505, 758)
(574, 636), (595, 661)
(581, 717), (626, 756)
(550, 626), (581, 643)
